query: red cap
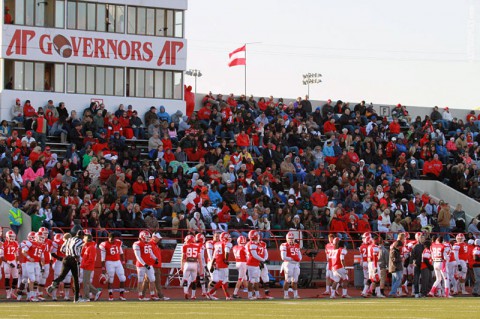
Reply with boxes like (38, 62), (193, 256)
(26, 131), (32, 136)
(397, 103), (402, 107)
(267, 167), (271, 171)
(444, 107), (449, 111)
(363, 215), (369, 220)
(382, 180), (389, 185)
(400, 152), (406, 157)
(15, 98), (20, 102)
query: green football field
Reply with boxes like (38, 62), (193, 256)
(1, 299), (478, 319)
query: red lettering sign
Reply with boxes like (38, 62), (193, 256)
(157, 41), (184, 66)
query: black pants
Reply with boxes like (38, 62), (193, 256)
(413, 266), (421, 294)
(53, 256), (80, 301)
(420, 268), (433, 296)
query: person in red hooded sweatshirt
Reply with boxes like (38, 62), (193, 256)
(430, 154), (443, 178)
(236, 129), (250, 148)
(80, 234), (102, 301)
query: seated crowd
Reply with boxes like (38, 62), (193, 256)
(1, 94), (480, 245)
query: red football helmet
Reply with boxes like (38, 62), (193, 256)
(39, 227), (49, 238)
(36, 232), (45, 243)
(54, 233), (63, 241)
(184, 235), (195, 244)
(99, 273), (109, 285)
(286, 232), (295, 244)
(139, 230), (151, 242)
(84, 229), (92, 235)
(415, 232), (423, 241)
(456, 233), (465, 242)
(237, 236), (247, 246)
(220, 232), (231, 242)
(6, 230), (16, 241)
(332, 237), (340, 246)
(248, 230), (260, 242)
(27, 231), (36, 242)
(195, 233), (206, 244)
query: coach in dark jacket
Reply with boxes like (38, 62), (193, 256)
(410, 234), (425, 297)
(388, 240), (403, 297)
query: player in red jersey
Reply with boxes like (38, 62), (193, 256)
(359, 232), (371, 296)
(467, 239), (475, 289)
(420, 239), (433, 296)
(99, 233), (126, 300)
(3, 230), (19, 299)
(232, 235), (247, 298)
(22, 232), (45, 302)
(445, 239), (458, 295)
(453, 233), (469, 295)
(16, 232), (36, 301)
(280, 232), (302, 299)
(194, 233), (208, 296)
(205, 232), (220, 296)
(181, 235), (202, 299)
(258, 239), (274, 300)
(330, 237), (351, 299)
(322, 234), (336, 296)
(367, 234), (385, 297)
(206, 232), (232, 300)
(133, 230), (160, 301)
(401, 232), (418, 296)
(245, 230), (266, 300)
(37, 227), (52, 300)
(50, 233), (71, 301)
(428, 236), (452, 298)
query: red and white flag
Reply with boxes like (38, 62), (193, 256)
(228, 45), (246, 67)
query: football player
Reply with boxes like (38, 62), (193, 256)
(322, 234), (335, 296)
(367, 234), (384, 297)
(330, 237), (351, 299)
(452, 233), (469, 295)
(428, 236), (452, 298)
(17, 232), (36, 301)
(205, 232), (220, 297)
(37, 227), (52, 300)
(195, 233), (208, 296)
(280, 231), (302, 299)
(258, 238), (274, 299)
(245, 230), (265, 300)
(206, 232), (232, 300)
(50, 233), (71, 301)
(359, 232), (371, 297)
(181, 235), (202, 300)
(141, 232), (169, 300)
(445, 238), (458, 295)
(133, 230), (160, 301)
(232, 235), (247, 298)
(99, 233), (126, 301)
(3, 230), (19, 299)
(22, 232), (45, 302)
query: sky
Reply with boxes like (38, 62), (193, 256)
(185, 0), (480, 109)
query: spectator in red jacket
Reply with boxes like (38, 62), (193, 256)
(311, 185), (328, 208)
(357, 214), (371, 233)
(236, 129), (250, 148)
(80, 234), (101, 301)
(323, 118), (337, 136)
(389, 118), (401, 135)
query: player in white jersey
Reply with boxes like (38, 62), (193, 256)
(452, 233), (469, 294)
(194, 233), (208, 295)
(280, 232), (302, 299)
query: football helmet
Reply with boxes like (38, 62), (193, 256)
(332, 237), (340, 246)
(6, 230), (16, 241)
(99, 273), (109, 285)
(27, 231), (36, 242)
(237, 236), (247, 246)
(84, 229), (92, 235)
(195, 233), (206, 244)
(184, 235), (195, 244)
(54, 233), (63, 241)
(220, 232), (231, 242)
(248, 230), (260, 242)
(139, 230), (151, 242)
(286, 232), (295, 244)
(415, 232), (423, 241)
(39, 227), (49, 238)
(36, 232), (45, 243)
(456, 233), (465, 242)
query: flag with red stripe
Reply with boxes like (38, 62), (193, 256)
(228, 45), (246, 67)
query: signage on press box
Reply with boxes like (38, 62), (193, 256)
(1, 25), (187, 70)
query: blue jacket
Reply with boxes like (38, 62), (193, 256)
(157, 106), (171, 123)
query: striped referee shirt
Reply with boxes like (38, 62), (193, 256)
(61, 236), (83, 258)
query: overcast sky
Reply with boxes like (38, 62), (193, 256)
(185, 0), (480, 109)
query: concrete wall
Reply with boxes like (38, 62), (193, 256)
(410, 180), (478, 225)
(0, 197), (32, 241)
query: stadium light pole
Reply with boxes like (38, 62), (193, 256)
(302, 73), (322, 97)
(185, 69), (202, 95)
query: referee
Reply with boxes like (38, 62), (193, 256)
(47, 230), (84, 302)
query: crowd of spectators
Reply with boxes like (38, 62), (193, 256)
(1, 94), (480, 246)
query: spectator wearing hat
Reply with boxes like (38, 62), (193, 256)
(189, 211), (206, 233)
(311, 185), (328, 210)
